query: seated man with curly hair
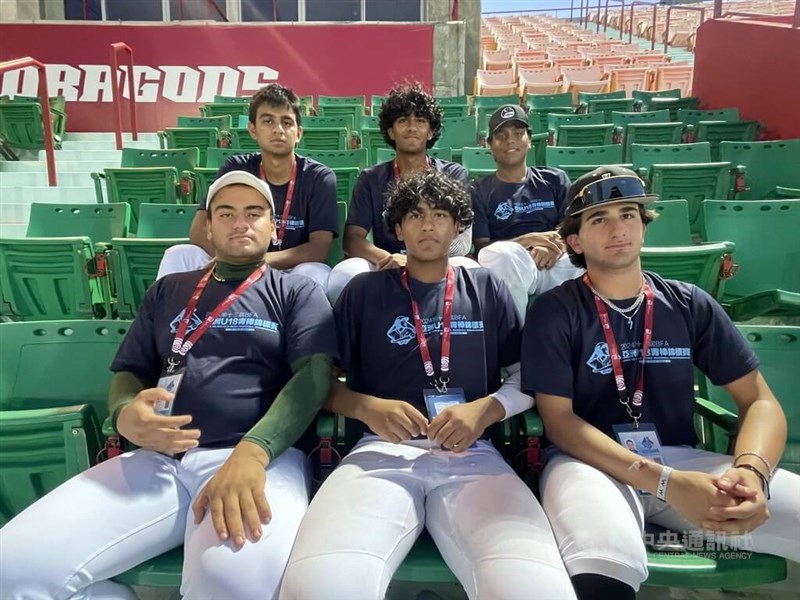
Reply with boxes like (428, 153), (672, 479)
(280, 170), (575, 600)
(327, 83), (476, 303)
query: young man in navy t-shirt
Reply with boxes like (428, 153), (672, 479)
(327, 84), (477, 303)
(472, 104), (583, 320)
(281, 170), (574, 600)
(1, 171), (338, 599)
(157, 83), (338, 291)
(521, 166), (799, 599)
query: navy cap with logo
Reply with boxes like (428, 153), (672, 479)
(564, 166), (659, 217)
(488, 104), (529, 140)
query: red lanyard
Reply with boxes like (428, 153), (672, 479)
(392, 155), (432, 181)
(584, 274), (655, 427)
(171, 265), (267, 357)
(400, 266), (455, 392)
(260, 158), (297, 248)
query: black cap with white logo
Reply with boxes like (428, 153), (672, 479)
(487, 104), (529, 140)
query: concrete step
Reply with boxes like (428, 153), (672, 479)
(0, 160), (119, 173)
(60, 140), (161, 151)
(0, 171), (94, 187)
(0, 203), (31, 224)
(39, 149), (123, 162)
(0, 186), (96, 204)
(63, 132), (160, 143)
(0, 223), (27, 238)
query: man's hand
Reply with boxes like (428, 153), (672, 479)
(116, 388), (201, 454)
(530, 245), (562, 270)
(665, 470), (744, 530)
(376, 253), (407, 271)
(427, 400), (496, 452)
(358, 396), (428, 443)
(192, 441), (271, 548)
(702, 466), (770, 533)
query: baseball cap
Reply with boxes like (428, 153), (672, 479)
(205, 170), (275, 213)
(564, 166), (658, 217)
(488, 104), (529, 139)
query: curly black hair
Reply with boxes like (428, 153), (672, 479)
(248, 83), (302, 126)
(379, 83), (443, 149)
(384, 170), (474, 238)
(558, 205), (658, 269)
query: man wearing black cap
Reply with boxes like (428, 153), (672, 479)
(1, 171), (339, 599)
(520, 166), (799, 598)
(471, 104), (582, 320)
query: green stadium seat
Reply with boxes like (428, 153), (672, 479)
(26, 203), (130, 244)
(298, 95), (314, 116)
(644, 199), (693, 247)
(631, 89), (681, 103)
(182, 167), (216, 206)
(719, 139), (800, 200)
(436, 96), (470, 119)
(213, 95), (249, 104)
(0, 96), (65, 156)
(0, 405), (103, 527)
(158, 128), (222, 166)
(296, 128), (349, 152)
(327, 202), (347, 267)
(676, 108), (740, 126)
(137, 204), (195, 239)
(581, 98), (636, 121)
(317, 96), (366, 130)
(358, 128), (391, 165)
(120, 148), (199, 171)
(109, 238), (188, 319)
(620, 123), (686, 161)
(641, 241), (735, 299)
(176, 115), (232, 131)
(702, 199), (800, 320)
(611, 110), (672, 127)
(462, 146), (540, 179)
(0, 319), (132, 422)
(636, 96), (700, 120)
(472, 94), (519, 112)
(330, 167), (359, 204)
(0, 237), (110, 320)
(553, 123), (615, 147)
(435, 116), (479, 163)
(237, 115), (249, 128)
(206, 147), (249, 169)
(375, 147), (454, 164)
(226, 128), (260, 152)
(527, 92), (573, 111)
(300, 148), (368, 170)
(694, 121), (759, 161)
(305, 114), (356, 133)
(547, 111), (604, 133)
(369, 95), (386, 116)
(199, 103), (248, 119)
(577, 90), (627, 104)
(546, 143), (624, 168)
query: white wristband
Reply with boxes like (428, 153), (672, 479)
(490, 363), (534, 420)
(656, 466), (673, 501)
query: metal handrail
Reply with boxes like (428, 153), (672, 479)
(664, 5), (705, 54)
(604, 0), (627, 39)
(629, 1), (659, 50)
(109, 42), (138, 152)
(0, 57), (57, 186)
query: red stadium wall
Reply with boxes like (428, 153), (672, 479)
(0, 23), (434, 132)
(693, 18), (800, 140)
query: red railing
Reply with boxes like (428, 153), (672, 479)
(603, 0), (627, 39)
(109, 42), (138, 151)
(664, 5), (705, 53)
(629, 1), (659, 50)
(0, 57), (57, 186)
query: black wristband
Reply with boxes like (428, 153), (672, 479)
(734, 463), (771, 500)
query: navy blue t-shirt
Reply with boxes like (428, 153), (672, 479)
(111, 268), (339, 448)
(347, 158), (469, 254)
(334, 266), (521, 422)
(471, 167), (570, 241)
(202, 153), (338, 251)
(521, 272), (759, 447)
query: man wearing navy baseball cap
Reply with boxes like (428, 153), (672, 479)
(520, 166), (799, 599)
(471, 104), (582, 321)
(2, 169), (339, 599)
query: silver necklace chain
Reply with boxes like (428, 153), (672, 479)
(589, 277), (646, 329)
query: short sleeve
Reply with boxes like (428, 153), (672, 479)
(332, 276), (365, 373)
(346, 170), (375, 231)
(307, 164), (339, 236)
(284, 277), (339, 367)
(521, 292), (576, 398)
(690, 286), (759, 386)
(446, 163), (470, 185)
(110, 283), (163, 383)
(470, 180), (491, 240)
(490, 273), (523, 367)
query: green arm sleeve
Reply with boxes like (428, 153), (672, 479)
(108, 371), (146, 433)
(242, 353), (333, 462)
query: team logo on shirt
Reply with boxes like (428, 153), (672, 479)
(586, 340), (692, 375)
(169, 309), (203, 334)
(169, 309), (280, 334)
(494, 201), (514, 221)
(387, 316), (417, 346)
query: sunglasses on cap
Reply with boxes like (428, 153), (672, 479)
(567, 175), (652, 216)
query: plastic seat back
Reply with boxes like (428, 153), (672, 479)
(120, 147), (199, 172)
(677, 108), (739, 126)
(199, 103), (248, 119)
(326, 202), (348, 268)
(160, 128), (222, 166)
(27, 203), (130, 244)
(296, 128), (348, 152)
(176, 115), (232, 131)
(300, 148), (368, 170)
(631, 142), (712, 169)
(205, 147), (249, 169)
(694, 121), (759, 161)
(640, 241), (735, 299)
(554, 123), (615, 147)
(719, 139), (800, 200)
(623, 123), (685, 161)
(227, 128), (260, 152)
(137, 204), (195, 239)
(98, 168), (182, 233)
(648, 163), (732, 233)
(546, 144), (624, 167)
(644, 199), (693, 247)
